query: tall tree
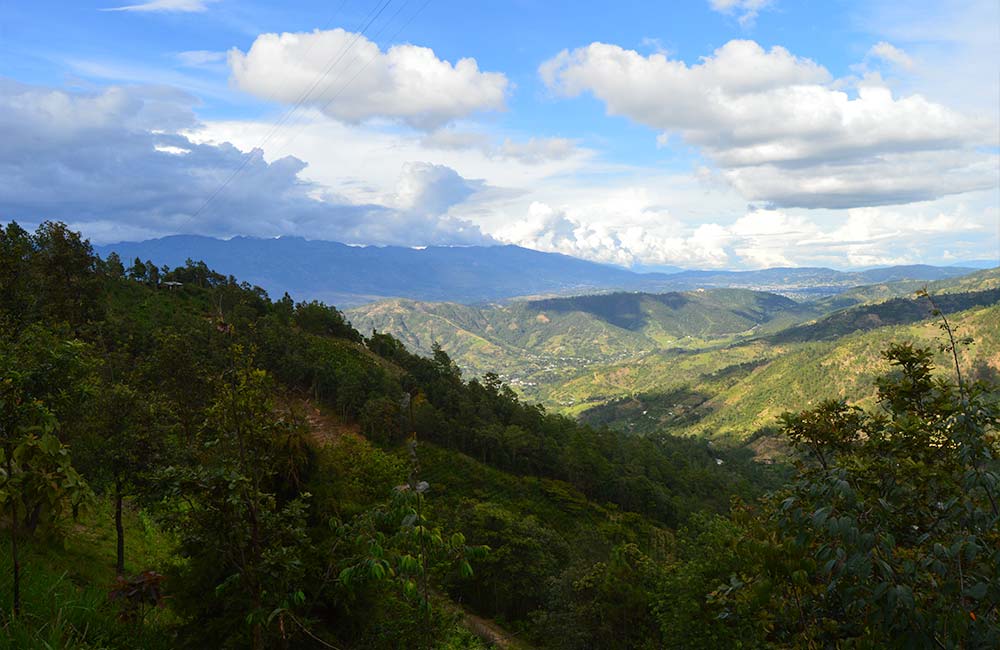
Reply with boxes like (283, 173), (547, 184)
(0, 329), (92, 615)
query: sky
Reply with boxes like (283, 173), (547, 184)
(1, 0), (998, 270)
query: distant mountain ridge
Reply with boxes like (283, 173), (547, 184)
(96, 234), (983, 306)
(97, 235), (671, 306)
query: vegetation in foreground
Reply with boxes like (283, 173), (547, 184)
(1, 221), (997, 648)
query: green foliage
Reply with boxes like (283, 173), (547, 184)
(540, 543), (665, 650)
(294, 299), (363, 342)
(159, 350), (315, 649)
(0, 542), (174, 650)
(0, 433), (92, 536)
(0, 496), (176, 649)
(360, 395), (405, 445)
(667, 342), (1000, 647)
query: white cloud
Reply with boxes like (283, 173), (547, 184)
(496, 201), (731, 269)
(393, 162), (483, 214)
(176, 50), (227, 68)
(189, 114), (594, 220)
(541, 39), (995, 209)
(493, 189), (993, 270)
(708, 0), (773, 27)
(867, 41), (914, 70)
(420, 129), (581, 164)
(857, 0), (999, 114)
(228, 29), (508, 130)
(104, 0), (215, 13)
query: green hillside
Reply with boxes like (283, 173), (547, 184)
(811, 266), (1000, 311)
(573, 300), (1000, 441)
(0, 221), (782, 649)
(347, 288), (822, 391)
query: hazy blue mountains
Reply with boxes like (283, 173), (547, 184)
(97, 235), (979, 306)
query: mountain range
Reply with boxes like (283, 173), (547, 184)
(96, 235), (986, 306)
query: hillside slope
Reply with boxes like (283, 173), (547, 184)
(572, 300), (1000, 440)
(347, 288), (820, 385)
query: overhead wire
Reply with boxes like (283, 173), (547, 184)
(269, 0), (433, 159)
(188, 0), (397, 221)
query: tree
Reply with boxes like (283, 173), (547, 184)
(129, 257), (147, 283)
(337, 437), (487, 650)
(103, 252), (126, 280)
(0, 222), (35, 331)
(360, 396), (404, 445)
(30, 221), (102, 329)
(146, 260), (160, 287)
(162, 347), (314, 649)
(88, 381), (166, 576)
(293, 300), (361, 342)
(695, 342), (1000, 647)
(0, 330), (93, 616)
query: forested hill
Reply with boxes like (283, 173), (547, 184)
(0, 221), (779, 649)
(95, 234), (977, 306)
(3, 221), (997, 649)
(766, 287), (1000, 343)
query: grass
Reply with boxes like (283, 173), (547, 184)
(0, 498), (177, 649)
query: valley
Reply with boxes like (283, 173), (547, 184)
(348, 268), (1000, 443)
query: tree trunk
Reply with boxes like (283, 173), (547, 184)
(7, 451), (21, 616)
(115, 478), (125, 576)
(24, 501), (42, 534)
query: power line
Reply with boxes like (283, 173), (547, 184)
(189, 0), (396, 221)
(270, 0), (433, 159)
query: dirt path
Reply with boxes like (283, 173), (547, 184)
(462, 611), (531, 649)
(285, 398), (363, 447)
(294, 398), (531, 649)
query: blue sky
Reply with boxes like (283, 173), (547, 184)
(1, 0), (997, 269)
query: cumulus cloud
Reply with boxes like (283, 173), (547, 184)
(494, 193), (989, 270)
(708, 0), (773, 27)
(104, 0), (215, 12)
(540, 39), (995, 209)
(228, 29), (508, 130)
(0, 78), (488, 246)
(393, 162), (483, 214)
(496, 202), (731, 268)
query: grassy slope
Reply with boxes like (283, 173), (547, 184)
(346, 289), (822, 392)
(0, 500), (176, 649)
(574, 302), (1000, 441)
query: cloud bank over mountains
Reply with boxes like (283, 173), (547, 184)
(0, 79), (490, 246)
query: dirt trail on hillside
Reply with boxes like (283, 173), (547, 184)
(462, 611), (529, 649)
(287, 399), (363, 447)
(294, 399), (531, 649)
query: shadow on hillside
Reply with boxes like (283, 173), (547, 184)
(578, 386), (714, 434)
(767, 288), (1000, 344)
(526, 292), (690, 330)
